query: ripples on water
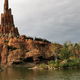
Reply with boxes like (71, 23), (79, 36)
(0, 66), (80, 80)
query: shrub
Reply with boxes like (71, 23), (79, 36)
(67, 58), (80, 67)
(48, 60), (60, 68)
(38, 63), (48, 69)
(59, 44), (73, 60)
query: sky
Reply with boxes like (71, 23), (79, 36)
(0, 0), (80, 43)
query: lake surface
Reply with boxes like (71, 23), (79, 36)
(0, 66), (80, 80)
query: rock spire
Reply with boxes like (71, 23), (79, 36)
(0, 0), (19, 37)
(4, 0), (9, 12)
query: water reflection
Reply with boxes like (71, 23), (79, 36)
(0, 67), (80, 80)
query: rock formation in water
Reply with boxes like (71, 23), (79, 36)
(0, 0), (57, 65)
(0, 36), (53, 65)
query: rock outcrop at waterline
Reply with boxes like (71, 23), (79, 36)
(0, 35), (54, 65)
(0, 0), (57, 66)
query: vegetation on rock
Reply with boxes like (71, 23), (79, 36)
(32, 42), (80, 70)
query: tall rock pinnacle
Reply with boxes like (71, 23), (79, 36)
(2, 0), (14, 26)
(4, 0), (9, 12)
(0, 0), (19, 37)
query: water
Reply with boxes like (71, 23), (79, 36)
(0, 66), (80, 80)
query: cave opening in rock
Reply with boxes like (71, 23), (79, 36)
(12, 61), (23, 65)
(23, 57), (34, 62)
(38, 56), (44, 61)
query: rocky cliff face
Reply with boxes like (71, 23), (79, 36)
(0, 35), (54, 65)
(0, 25), (19, 37)
(0, 0), (56, 66)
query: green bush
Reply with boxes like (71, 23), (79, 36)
(59, 45), (73, 60)
(38, 63), (48, 69)
(48, 60), (60, 68)
(67, 58), (80, 67)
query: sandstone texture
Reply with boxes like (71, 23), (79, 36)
(0, 0), (19, 37)
(0, 36), (54, 65)
(0, 0), (57, 66)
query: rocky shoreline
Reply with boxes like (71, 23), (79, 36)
(0, 35), (80, 71)
(0, 35), (54, 66)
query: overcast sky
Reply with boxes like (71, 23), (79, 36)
(0, 0), (80, 43)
